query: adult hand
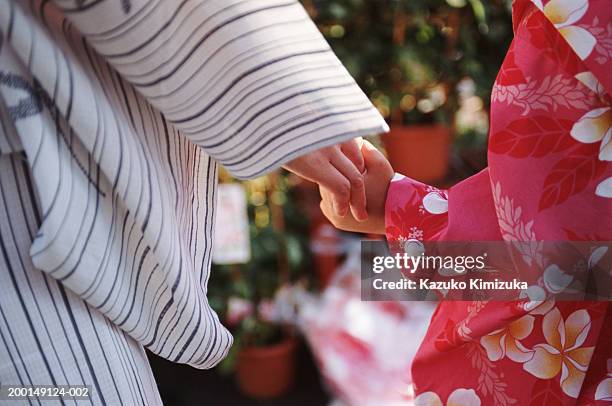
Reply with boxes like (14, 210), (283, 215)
(319, 140), (394, 235)
(283, 138), (368, 221)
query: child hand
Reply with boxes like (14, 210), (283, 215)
(283, 138), (369, 221)
(319, 140), (394, 235)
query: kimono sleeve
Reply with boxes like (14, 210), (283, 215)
(385, 169), (502, 250)
(53, 0), (389, 179)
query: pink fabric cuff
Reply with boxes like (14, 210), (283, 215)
(384, 173), (449, 251)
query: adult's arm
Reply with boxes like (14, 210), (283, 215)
(51, 0), (388, 179)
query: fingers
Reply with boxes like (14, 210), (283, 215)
(319, 188), (334, 221)
(316, 163), (352, 218)
(283, 141), (372, 222)
(319, 187), (358, 232)
(330, 153), (368, 221)
(361, 140), (393, 175)
(340, 138), (365, 173)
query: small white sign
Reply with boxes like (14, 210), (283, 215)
(212, 183), (251, 264)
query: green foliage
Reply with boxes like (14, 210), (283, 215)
(307, 0), (513, 128)
(208, 172), (311, 372)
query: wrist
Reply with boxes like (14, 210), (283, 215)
(367, 171), (393, 235)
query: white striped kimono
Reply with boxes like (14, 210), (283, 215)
(0, 0), (387, 403)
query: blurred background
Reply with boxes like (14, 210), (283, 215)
(148, 0), (513, 404)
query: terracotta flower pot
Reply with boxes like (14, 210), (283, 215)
(382, 124), (451, 184)
(236, 337), (298, 399)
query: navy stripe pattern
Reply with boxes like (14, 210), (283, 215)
(0, 152), (163, 405)
(0, 0), (387, 373)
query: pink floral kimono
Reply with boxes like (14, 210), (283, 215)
(384, 0), (611, 404)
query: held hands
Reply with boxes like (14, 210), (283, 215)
(320, 140), (393, 235)
(283, 138), (370, 221)
(283, 138), (393, 234)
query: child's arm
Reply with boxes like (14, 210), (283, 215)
(319, 141), (500, 248)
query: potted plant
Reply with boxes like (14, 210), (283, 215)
(209, 172), (312, 399)
(308, 0), (512, 184)
(229, 301), (298, 400)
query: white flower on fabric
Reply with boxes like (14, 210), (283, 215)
(596, 377), (612, 401)
(422, 192), (448, 214)
(446, 390), (480, 406)
(392, 173), (406, 182)
(569, 106), (612, 199)
(543, 0), (596, 60)
(588, 246), (609, 269)
(415, 388), (481, 406)
(404, 238), (425, 256)
(575, 72), (606, 97)
(520, 285), (555, 314)
(415, 391), (443, 406)
(570, 107), (612, 161)
(523, 308), (594, 398)
(407, 227), (424, 240)
(595, 177), (612, 198)
(480, 314), (535, 363)
(532, 0), (544, 10)
(545, 0), (588, 27)
(595, 359), (612, 401)
(543, 264), (574, 294)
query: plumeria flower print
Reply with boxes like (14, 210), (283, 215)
(595, 178), (612, 198)
(571, 107), (611, 162)
(403, 239), (425, 256)
(595, 359), (612, 402)
(480, 315), (535, 363)
(534, 0), (596, 60)
(588, 246), (608, 269)
(569, 106), (612, 197)
(415, 388), (481, 406)
(543, 264), (574, 294)
(414, 388), (480, 406)
(520, 285), (556, 314)
(422, 191), (449, 214)
(523, 308), (595, 398)
(575, 71), (607, 98)
(538, 249), (607, 297)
